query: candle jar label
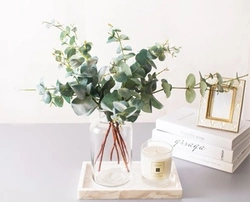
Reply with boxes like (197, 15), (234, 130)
(151, 162), (164, 178)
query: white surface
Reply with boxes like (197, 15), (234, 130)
(77, 161), (182, 199)
(0, 0), (250, 123)
(1, 123), (250, 202)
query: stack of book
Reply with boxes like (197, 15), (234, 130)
(151, 107), (250, 173)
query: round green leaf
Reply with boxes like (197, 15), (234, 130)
(150, 95), (164, 109)
(135, 49), (148, 65)
(113, 101), (127, 112)
(66, 48), (76, 59)
(123, 46), (132, 51)
(185, 88), (196, 103)
(71, 96), (97, 116)
(71, 84), (86, 100)
(114, 72), (128, 82)
(69, 36), (75, 45)
(54, 96), (64, 107)
(199, 80), (207, 97)
(161, 79), (172, 98)
(120, 62), (132, 76)
(36, 84), (45, 95)
(43, 91), (52, 104)
(186, 73), (196, 88)
(60, 31), (67, 40)
(158, 54), (166, 61)
(216, 73), (223, 85)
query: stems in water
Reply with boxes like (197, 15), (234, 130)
(94, 121), (130, 172)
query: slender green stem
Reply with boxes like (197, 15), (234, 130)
(156, 67), (169, 76)
(20, 87), (56, 91)
(153, 73), (248, 94)
(115, 31), (126, 62)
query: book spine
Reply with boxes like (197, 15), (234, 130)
(152, 129), (234, 163)
(172, 145), (250, 173)
(156, 119), (233, 149)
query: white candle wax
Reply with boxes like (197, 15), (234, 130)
(141, 144), (172, 181)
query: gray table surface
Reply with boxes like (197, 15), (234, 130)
(1, 123), (250, 202)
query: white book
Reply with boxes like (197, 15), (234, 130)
(171, 142), (250, 173)
(152, 128), (250, 163)
(156, 107), (250, 150)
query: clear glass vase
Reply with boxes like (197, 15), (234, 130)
(89, 114), (133, 187)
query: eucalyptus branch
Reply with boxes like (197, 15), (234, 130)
(115, 31), (126, 61)
(20, 88), (37, 91)
(20, 87), (56, 92)
(23, 21), (249, 175)
(26, 21), (249, 123)
(156, 67), (169, 76)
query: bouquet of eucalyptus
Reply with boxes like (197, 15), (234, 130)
(36, 21), (245, 170)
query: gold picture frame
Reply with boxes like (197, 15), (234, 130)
(197, 78), (246, 133)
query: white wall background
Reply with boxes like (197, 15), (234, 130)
(0, 0), (250, 123)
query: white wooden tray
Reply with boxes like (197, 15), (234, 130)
(77, 161), (183, 199)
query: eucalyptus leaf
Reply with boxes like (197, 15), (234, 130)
(71, 84), (86, 100)
(136, 49), (148, 65)
(71, 96), (97, 116)
(186, 73), (196, 88)
(60, 31), (67, 40)
(69, 36), (75, 45)
(55, 56), (62, 62)
(161, 79), (172, 98)
(119, 34), (129, 40)
(123, 78), (141, 90)
(123, 46), (132, 51)
(113, 101), (127, 112)
(101, 78), (115, 95)
(98, 66), (108, 82)
(217, 85), (224, 92)
(70, 57), (85, 68)
(66, 26), (71, 34)
(59, 82), (74, 97)
(216, 73), (223, 85)
(142, 103), (152, 113)
(130, 63), (146, 78)
(43, 91), (52, 104)
(122, 107), (137, 117)
(147, 59), (157, 69)
(120, 62), (132, 76)
(107, 36), (117, 43)
(150, 95), (164, 109)
(141, 94), (152, 113)
(116, 47), (121, 54)
(36, 84), (45, 95)
(118, 88), (140, 99)
(185, 88), (196, 103)
(66, 48), (76, 59)
(114, 72), (128, 82)
(117, 88), (131, 99)
(199, 80), (207, 97)
(128, 98), (143, 110)
(123, 53), (135, 60)
(158, 54), (166, 61)
(100, 91), (121, 111)
(62, 95), (71, 104)
(54, 96), (64, 107)
(87, 56), (98, 68)
(126, 111), (140, 122)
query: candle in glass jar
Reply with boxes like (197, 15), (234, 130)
(141, 140), (172, 186)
